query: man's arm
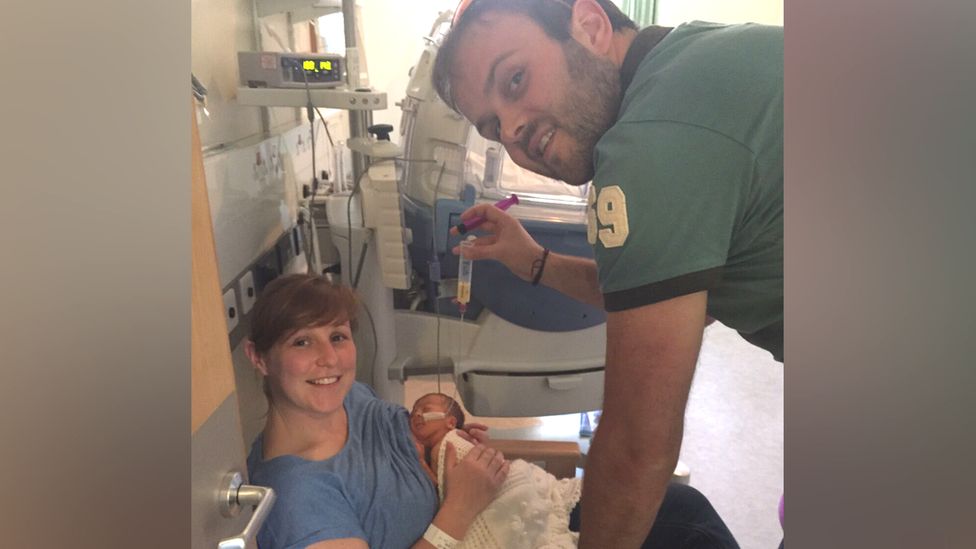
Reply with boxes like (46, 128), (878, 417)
(536, 251), (604, 309)
(578, 291), (707, 548)
(451, 204), (604, 308)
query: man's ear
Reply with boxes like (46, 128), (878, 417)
(244, 339), (270, 377)
(569, 0), (614, 56)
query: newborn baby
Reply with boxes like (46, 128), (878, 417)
(409, 393), (581, 549)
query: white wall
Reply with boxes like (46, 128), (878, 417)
(655, 0), (783, 26)
(358, 0), (457, 130)
(192, 0), (351, 285)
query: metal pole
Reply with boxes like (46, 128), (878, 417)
(250, 0), (271, 137)
(343, 0), (369, 185)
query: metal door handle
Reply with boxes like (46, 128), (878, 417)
(217, 471), (276, 549)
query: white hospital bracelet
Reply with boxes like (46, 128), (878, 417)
(423, 523), (460, 549)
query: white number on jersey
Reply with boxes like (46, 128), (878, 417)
(586, 185), (629, 248)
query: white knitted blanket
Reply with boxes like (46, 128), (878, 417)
(435, 430), (581, 549)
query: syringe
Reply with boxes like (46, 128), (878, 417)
(454, 194), (519, 234)
(456, 235), (476, 315)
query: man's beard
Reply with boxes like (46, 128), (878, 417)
(551, 39), (622, 185)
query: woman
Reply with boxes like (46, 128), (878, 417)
(244, 273), (509, 549)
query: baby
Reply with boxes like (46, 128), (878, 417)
(409, 393), (581, 549)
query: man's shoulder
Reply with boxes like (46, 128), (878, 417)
(620, 22), (783, 125)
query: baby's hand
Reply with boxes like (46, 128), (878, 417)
(414, 439), (437, 484)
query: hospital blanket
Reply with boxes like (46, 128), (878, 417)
(435, 430), (581, 548)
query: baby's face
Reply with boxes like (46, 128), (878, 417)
(410, 395), (454, 446)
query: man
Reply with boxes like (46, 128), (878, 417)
(433, 0), (782, 547)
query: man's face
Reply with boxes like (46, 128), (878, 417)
(450, 13), (621, 186)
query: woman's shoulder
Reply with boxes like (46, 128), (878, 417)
(346, 381), (377, 403)
(250, 450), (343, 494)
(346, 382), (407, 419)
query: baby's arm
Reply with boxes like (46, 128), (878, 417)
(413, 436), (438, 485)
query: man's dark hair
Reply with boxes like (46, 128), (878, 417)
(432, 0), (637, 113)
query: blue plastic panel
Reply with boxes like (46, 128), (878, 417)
(403, 195), (606, 332)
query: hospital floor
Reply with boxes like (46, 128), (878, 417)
(404, 321), (784, 549)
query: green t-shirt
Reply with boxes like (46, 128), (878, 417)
(589, 21), (783, 360)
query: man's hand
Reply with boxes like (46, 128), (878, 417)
(450, 204), (544, 281)
(450, 203), (604, 307)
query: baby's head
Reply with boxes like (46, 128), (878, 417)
(409, 393), (466, 448)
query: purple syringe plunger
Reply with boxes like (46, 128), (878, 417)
(455, 194), (519, 234)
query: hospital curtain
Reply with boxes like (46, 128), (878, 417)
(618, 0), (657, 27)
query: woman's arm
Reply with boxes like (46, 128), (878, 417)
(306, 539), (368, 549)
(412, 442), (509, 547)
(305, 442), (507, 549)
(299, 440), (506, 549)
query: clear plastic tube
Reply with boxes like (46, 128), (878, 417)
(457, 235), (476, 313)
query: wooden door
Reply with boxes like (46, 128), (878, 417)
(190, 99), (271, 549)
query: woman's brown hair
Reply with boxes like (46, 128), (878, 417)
(248, 274), (359, 356)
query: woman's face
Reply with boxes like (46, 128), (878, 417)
(255, 321), (357, 419)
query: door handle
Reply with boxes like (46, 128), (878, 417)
(217, 471), (276, 549)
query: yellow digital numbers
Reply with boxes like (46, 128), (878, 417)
(320, 61), (332, 71)
(303, 60), (315, 71)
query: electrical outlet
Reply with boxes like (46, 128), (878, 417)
(223, 288), (239, 333)
(238, 271), (257, 315)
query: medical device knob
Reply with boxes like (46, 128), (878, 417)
(367, 123), (394, 141)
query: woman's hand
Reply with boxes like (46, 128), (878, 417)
(450, 204), (545, 282)
(441, 442), (509, 521)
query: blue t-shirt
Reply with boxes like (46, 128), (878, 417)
(247, 383), (438, 549)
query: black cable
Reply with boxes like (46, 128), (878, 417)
(315, 107), (335, 148)
(301, 69), (321, 274)
(359, 299), (380, 376)
(352, 232), (370, 289)
(348, 162), (372, 290)
(302, 70), (320, 199)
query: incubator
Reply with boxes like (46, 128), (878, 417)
(324, 13), (606, 417)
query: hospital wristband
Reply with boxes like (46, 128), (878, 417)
(423, 523), (460, 549)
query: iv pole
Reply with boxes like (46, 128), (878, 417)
(342, 0), (372, 186)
